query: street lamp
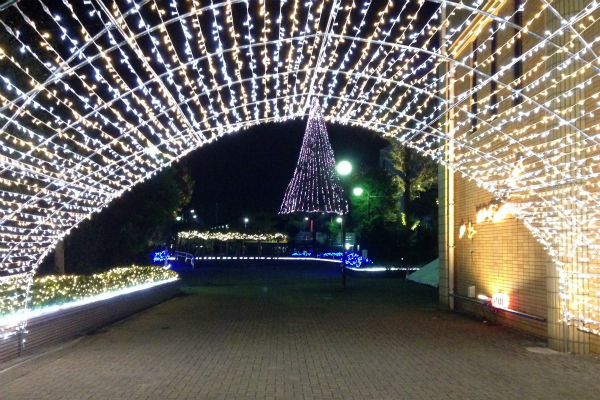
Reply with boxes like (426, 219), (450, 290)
(303, 216), (309, 233)
(353, 187), (372, 220)
(352, 187), (385, 221)
(336, 215), (346, 290)
(336, 160), (352, 175)
(336, 216), (343, 249)
(244, 217), (249, 230)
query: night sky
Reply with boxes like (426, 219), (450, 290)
(167, 0), (440, 227)
(184, 121), (389, 226)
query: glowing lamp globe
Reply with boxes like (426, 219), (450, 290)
(336, 217), (343, 223)
(353, 188), (364, 196)
(337, 161), (352, 175)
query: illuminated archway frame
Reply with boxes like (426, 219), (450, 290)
(0, 0), (598, 340)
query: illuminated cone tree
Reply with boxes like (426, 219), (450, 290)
(280, 99), (348, 214)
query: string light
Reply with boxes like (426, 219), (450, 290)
(291, 251), (373, 268)
(467, 221), (476, 239)
(280, 98), (348, 214)
(179, 230), (288, 243)
(0, 0), (597, 339)
(0, 266), (177, 338)
(316, 251), (373, 268)
(152, 250), (170, 262)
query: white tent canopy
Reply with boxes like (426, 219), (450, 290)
(407, 259), (439, 288)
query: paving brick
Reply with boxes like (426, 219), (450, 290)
(1, 265), (599, 399)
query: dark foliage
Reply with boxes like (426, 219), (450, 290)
(40, 164), (193, 275)
(348, 164), (438, 266)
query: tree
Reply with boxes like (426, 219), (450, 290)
(386, 143), (439, 265)
(388, 143), (437, 221)
(348, 148), (439, 265)
(348, 167), (401, 262)
(40, 163), (194, 274)
(280, 98), (347, 214)
(350, 167), (401, 231)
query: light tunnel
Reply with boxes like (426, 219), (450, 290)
(0, 0), (599, 343)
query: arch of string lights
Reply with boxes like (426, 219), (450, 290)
(0, 0), (599, 338)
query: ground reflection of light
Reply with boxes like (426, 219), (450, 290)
(345, 266), (419, 272)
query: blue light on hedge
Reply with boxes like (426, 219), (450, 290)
(291, 251), (373, 268)
(291, 251), (312, 257)
(318, 252), (343, 258)
(152, 250), (170, 262)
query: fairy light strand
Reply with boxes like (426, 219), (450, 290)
(0, 0), (598, 339)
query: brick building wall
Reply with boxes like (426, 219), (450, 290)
(452, 173), (550, 337)
(438, 0), (600, 352)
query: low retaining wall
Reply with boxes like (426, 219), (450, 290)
(0, 280), (180, 364)
(169, 257), (342, 271)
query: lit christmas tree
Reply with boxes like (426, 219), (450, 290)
(280, 99), (348, 214)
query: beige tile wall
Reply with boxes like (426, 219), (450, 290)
(452, 172), (550, 338)
(438, 0), (600, 353)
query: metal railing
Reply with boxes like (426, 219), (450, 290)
(167, 251), (195, 269)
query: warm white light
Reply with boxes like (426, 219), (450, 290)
(0, 0), (598, 338)
(492, 293), (510, 310)
(179, 230), (287, 243)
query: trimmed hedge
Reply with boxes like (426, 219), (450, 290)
(0, 266), (177, 317)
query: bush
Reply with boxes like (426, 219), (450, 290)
(0, 266), (177, 317)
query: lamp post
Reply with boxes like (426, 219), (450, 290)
(303, 216), (309, 247)
(353, 187), (371, 220)
(353, 187), (388, 261)
(352, 187), (385, 221)
(244, 217), (249, 230)
(336, 216), (343, 250)
(335, 160), (351, 290)
(335, 161), (352, 290)
(336, 216), (347, 290)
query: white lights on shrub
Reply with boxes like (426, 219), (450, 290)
(179, 231), (287, 242)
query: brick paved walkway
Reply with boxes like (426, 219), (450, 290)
(1, 264), (600, 399)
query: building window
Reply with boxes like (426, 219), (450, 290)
(471, 38), (478, 133)
(513, 0), (523, 106)
(490, 20), (498, 116)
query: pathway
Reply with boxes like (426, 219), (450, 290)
(1, 264), (599, 399)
